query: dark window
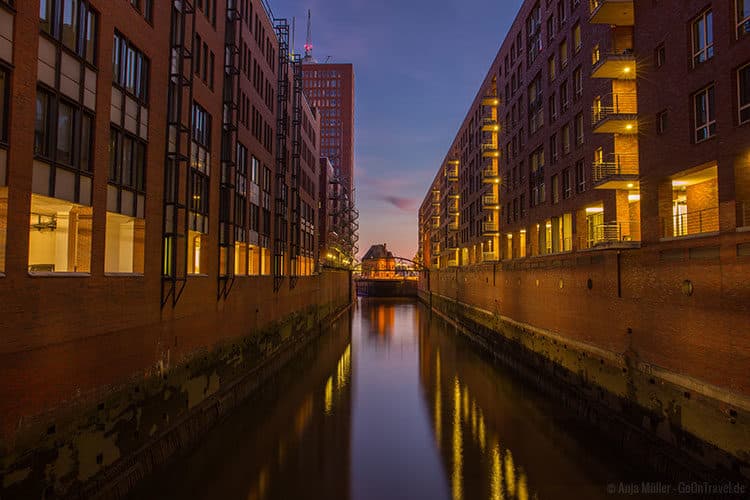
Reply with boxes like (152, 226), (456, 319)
(40, 0), (98, 66)
(113, 33), (150, 103)
(692, 10), (714, 66)
(35, 90), (51, 157)
(0, 67), (8, 144)
(694, 85), (716, 142)
(657, 110), (668, 134)
(655, 43), (665, 68)
(192, 102), (211, 148)
(739, 63), (750, 124)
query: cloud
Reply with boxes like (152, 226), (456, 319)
(380, 196), (418, 211)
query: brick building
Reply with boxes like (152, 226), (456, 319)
(301, 63), (355, 195)
(419, 0), (749, 268)
(0, 1), (350, 493)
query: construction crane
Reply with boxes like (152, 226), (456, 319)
(302, 9), (317, 63)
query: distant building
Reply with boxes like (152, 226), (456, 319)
(361, 244), (396, 279)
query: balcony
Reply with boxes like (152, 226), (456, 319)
(592, 93), (637, 134)
(445, 162), (459, 182)
(592, 153), (639, 189)
(482, 166), (501, 184)
(481, 97), (500, 107)
(447, 203), (460, 215)
(481, 117), (500, 132)
(446, 258), (459, 268)
(448, 220), (460, 231)
(589, 0), (634, 25)
(586, 221), (641, 249)
(482, 221), (500, 235)
(482, 194), (499, 208)
(483, 251), (499, 262)
(481, 143), (500, 158)
(591, 49), (636, 79)
(739, 201), (750, 228)
(431, 217), (440, 229)
(661, 207), (719, 239)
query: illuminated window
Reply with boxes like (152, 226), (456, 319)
(189, 102), (211, 273)
(737, 0), (750, 38)
(560, 38), (568, 68)
(739, 63), (750, 125)
(692, 10), (714, 67)
(548, 55), (556, 82)
(28, 193), (92, 273)
(105, 213), (144, 273)
(694, 85), (716, 142)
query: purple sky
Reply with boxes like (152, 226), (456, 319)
(273, 0), (523, 259)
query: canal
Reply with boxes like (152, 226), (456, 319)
(131, 299), (674, 500)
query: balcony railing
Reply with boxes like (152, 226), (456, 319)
(661, 207), (719, 238)
(740, 201), (750, 228)
(446, 259), (459, 267)
(482, 117), (499, 130)
(483, 251), (499, 261)
(482, 194), (499, 207)
(585, 221), (641, 248)
(481, 143), (500, 156)
(591, 49), (636, 79)
(592, 153), (639, 187)
(483, 221), (500, 234)
(592, 93), (638, 133)
(482, 167), (500, 183)
(445, 164), (459, 182)
(447, 203), (460, 215)
(448, 221), (460, 231)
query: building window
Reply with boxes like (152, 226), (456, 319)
(548, 55), (556, 82)
(694, 85), (716, 142)
(574, 113), (584, 146)
(106, 127), (146, 273)
(0, 67), (7, 144)
(739, 63), (750, 125)
(737, 0), (750, 38)
(575, 159), (586, 193)
(562, 122), (570, 154)
(189, 102), (211, 274)
(657, 110), (669, 134)
(552, 174), (559, 204)
(39, 0), (98, 66)
(572, 22), (581, 53)
(560, 38), (569, 68)
(655, 43), (666, 68)
(113, 33), (150, 103)
(573, 66), (582, 99)
(692, 10), (714, 67)
(562, 167), (572, 199)
(28, 194), (92, 273)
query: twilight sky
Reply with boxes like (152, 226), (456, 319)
(273, 0), (523, 260)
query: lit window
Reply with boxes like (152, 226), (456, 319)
(739, 63), (750, 125)
(28, 193), (92, 273)
(548, 55), (556, 81)
(692, 10), (714, 66)
(737, 0), (750, 38)
(560, 38), (568, 68)
(105, 213), (144, 273)
(694, 85), (716, 142)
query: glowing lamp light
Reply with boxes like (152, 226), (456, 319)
(623, 67), (631, 73)
(627, 183), (634, 188)
(625, 124), (634, 130)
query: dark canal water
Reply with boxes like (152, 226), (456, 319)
(132, 299), (675, 500)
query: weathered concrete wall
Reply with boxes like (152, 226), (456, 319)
(0, 271), (352, 499)
(419, 239), (750, 481)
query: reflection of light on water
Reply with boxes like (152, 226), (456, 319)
(294, 395), (313, 438)
(478, 410), (486, 453)
(491, 443), (504, 500)
(248, 465), (270, 500)
(453, 377), (463, 500)
(505, 450), (516, 498)
(337, 345), (351, 390)
(462, 386), (469, 422)
(517, 471), (529, 500)
(324, 376), (333, 415)
(435, 350), (442, 447)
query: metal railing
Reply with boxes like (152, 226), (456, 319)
(661, 207), (719, 238)
(483, 221), (500, 233)
(740, 201), (750, 228)
(592, 153), (639, 183)
(481, 143), (499, 155)
(592, 48), (635, 73)
(447, 203), (460, 215)
(586, 221), (641, 247)
(592, 93), (637, 125)
(448, 221), (460, 231)
(482, 194), (499, 206)
(446, 259), (459, 267)
(445, 164), (459, 181)
(590, 0), (631, 15)
(483, 251), (499, 261)
(482, 117), (499, 129)
(482, 167), (500, 179)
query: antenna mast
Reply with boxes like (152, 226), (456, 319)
(304, 9), (313, 59)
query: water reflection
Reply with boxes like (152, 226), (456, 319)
(134, 300), (673, 500)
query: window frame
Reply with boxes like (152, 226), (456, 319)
(739, 62), (750, 125)
(737, 0), (750, 38)
(691, 10), (714, 67)
(40, 0), (99, 67)
(693, 84), (716, 142)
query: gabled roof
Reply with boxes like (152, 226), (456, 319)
(363, 244), (394, 261)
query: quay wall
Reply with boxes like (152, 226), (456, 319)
(419, 234), (750, 481)
(0, 270), (352, 499)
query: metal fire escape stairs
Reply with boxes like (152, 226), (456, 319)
(273, 19), (290, 292)
(289, 54), (303, 289)
(217, 1), (242, 300)
(161, 0), (196, 308)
